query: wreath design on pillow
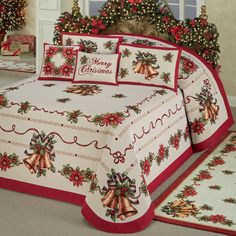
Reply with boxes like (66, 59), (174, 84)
(43, 46), (76, 77)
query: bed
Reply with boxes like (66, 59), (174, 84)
(0, 0), (234, 233)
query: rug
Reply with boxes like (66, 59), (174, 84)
(0, 58), (36, 73)
(154, 131), (236, 236)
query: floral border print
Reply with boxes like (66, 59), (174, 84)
(140, 127), (190, 176)
(89, 169), (148, 222)
(160, 133), (236, 227)
(23, 132), (57, 177)
(58, 164), (96, 187)
(0, 153), (22, 172)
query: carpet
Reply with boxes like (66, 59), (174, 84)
(0, 58), (36, 73)
(154, 131), (236, 236)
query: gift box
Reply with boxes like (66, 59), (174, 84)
(1, 40), (21, 56)
(7, 34), (36, 55)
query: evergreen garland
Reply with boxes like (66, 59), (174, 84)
(53, 0), (220, 70)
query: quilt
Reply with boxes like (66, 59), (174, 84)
(0, 48), (233, 233)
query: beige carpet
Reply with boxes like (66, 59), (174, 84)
(0, 71), (235, 236)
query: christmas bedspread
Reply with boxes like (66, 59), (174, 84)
(0, 48), (233, 234)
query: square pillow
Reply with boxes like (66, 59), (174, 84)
(117, 44), (182, 91)
(73, 52), (121, 85)
(38, 44), (80, 81)
(111, 33), (177, 48)
(62, 33), (122, 54)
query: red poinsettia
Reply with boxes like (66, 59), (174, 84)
(170, 25), (189, 41)
(182, 187), (197, 198)
(162, 16), (171, 24)
(60, 64), (73, 77)
(189, 19), (196, 28)
(91, 19), (106, 34)
(69, 170), (84, 187)
(158, 144), (166, 160)
(170, 134), (180, 150)
(62, 47), (75, 59)
(210, 158), (225, 166)
(0, 154), (11, 171)
(143, 159), (151, 176)
(191, 118), (205, 135)
(182, 57), (198, 74)
(102, 113), (124, 127)
(197, 170), (212, 180)
(43, 62), (54, 76)
(209, 214), (226, 224)
(46, 46), (58, 58)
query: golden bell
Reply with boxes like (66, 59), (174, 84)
(145, 65), (159, 80)
(39, 152), (52, 169)
(117, 195), (138, 220)
(23, 154), (40, 174)
(133, 61), (143, 73)
(101, 187), (118, 209)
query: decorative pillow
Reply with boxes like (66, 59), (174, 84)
(111, 33), (177, 48)
(38, 44), (80, 81)
(62, 33), (123, 54)
(73, 52), (121, 85)
(117, 44), (182, 91)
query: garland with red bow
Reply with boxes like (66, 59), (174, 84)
(53, 0), (220, 70)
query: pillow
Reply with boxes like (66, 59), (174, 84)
(117, 43), (182, 92)
(38, 44), (80, 81)
(73, 52), (121, 85)
(62, 33), (123, 54)
(111, 33), (177, 48)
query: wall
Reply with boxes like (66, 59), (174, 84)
(16, 0), (36, 35)
(207, 0), (236, 98)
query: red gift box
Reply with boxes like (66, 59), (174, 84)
(1, 40), (21, 56)
(7, 34), (36, 55)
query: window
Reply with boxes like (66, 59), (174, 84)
(80, 0), (205, 20)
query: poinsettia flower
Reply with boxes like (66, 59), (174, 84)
(170, 134), (180, 150)
(62, 47), (75, 59)
(182, 57), (198, 74)
(0, 154), (11, 171)
(43, 62), (54, 75)
(162, 16), (171, 24)
(101, 113), (124, 127)
(189, 19), (196, 28)
(46, 46), (58, 58)
(60, 64), (73, 77)
(0, 94), (6, 106)
(170, 25), (189, 41)
(158, 144), (166, 160)
(197, 170), (212, 180)
(209, 215), (226, 224)
(143, 160), (151, 176)
(69, 170), (84, 187)
(191, 118), (205, 135)
(182, 186), (197, 197)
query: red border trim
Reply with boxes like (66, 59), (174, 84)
(81, 201), (154, 233)
(38, 43), (81, 82)
(73, 52), (121, 86)
(148, 146), (193, 194)
(117, 43), (181, 92)
(153, 131), (236, 236)
(181, 47), (234, 152)
(0, 177), (85, 205)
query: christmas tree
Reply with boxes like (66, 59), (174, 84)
(0, 0), (27, 33)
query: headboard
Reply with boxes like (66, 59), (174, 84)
(53, 0), (220, 70)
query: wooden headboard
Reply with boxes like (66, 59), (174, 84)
(53, 0), (220, 70)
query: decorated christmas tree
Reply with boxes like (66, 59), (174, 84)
(0, 0), (27, 33)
